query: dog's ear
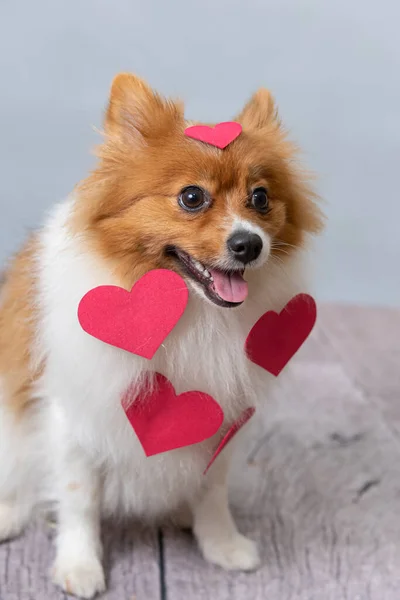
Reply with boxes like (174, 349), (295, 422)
(105, 73), (184, 142)
(236, 88), (279, 130)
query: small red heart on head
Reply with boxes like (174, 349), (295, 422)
(78, 269), (188, 359)
(205, 407), (256, 474)
(123, 373), (224, 456)
(184, 122), (242, 149)
(245, 294), (317, 376)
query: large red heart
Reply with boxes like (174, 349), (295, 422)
(245, 294), (317, 376)
(78, 270), (188, 359)
(122, 373), (224, 456)
(205, 407), (256, 474)
(184, 122), (242, 149)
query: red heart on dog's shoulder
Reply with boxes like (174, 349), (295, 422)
(245, 294), (316, 376)
(123, 373), (224, 456)
(78, 270), (188, 359)
(184, 122), (242, 149)
(205, 407), (256, 474)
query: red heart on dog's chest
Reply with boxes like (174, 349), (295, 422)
(123, 374), (224, 456)
(205, 407), (256, 473)
(245, 294), (317, 376)
(78, 270), (188, 359)
(184, 122), (242, 149)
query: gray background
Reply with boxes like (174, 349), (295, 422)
(0, 0), (399, 306)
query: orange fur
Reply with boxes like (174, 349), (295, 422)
(73, 73), (323, 289)
(0, 238), (42, 414)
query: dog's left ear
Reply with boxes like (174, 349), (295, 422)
(236, 88), (279, 130)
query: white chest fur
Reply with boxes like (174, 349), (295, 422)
(35, 199), (308, 518)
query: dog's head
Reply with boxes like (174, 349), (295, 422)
(76, 73), (323, 307)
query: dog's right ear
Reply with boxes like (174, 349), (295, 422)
(105, 73), (183, 143)
(105, 73), (152, 137)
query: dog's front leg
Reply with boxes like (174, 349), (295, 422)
(192, 453), (260, 571)
(52, 438), (105, 599)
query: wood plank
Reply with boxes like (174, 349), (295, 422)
(318, 303), (400, 398)
(0, 519), (161, 600)
(163, 357), (400, 599)
(320, 304), (400, 434)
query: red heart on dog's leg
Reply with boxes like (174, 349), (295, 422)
(123, 374), (224, 456)
(78, 270), (188, 359)
(245, 294), (317, 376)
(184, 122), (242, 149)
(205, 407), (256, 474)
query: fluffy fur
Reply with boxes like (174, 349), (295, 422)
(0, 73), (323, 598)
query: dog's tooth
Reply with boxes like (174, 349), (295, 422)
(204, 269), (211, 278)
(195, 260), (207, 273)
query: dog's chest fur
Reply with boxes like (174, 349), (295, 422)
(34, 198), (307, 518)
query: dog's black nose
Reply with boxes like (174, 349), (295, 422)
(227, 231), (263, 264)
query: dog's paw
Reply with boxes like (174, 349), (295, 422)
(52, 555), (106, 599)
(0, 502), (26, 542)
(201, 533), (261, 571)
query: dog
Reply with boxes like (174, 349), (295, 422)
(0, 73), (323, 598)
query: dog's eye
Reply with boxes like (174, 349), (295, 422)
(251, 187), (269, 213)
(178, 186), (208, 212)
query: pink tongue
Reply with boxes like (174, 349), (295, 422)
(210, 269), (248, 303)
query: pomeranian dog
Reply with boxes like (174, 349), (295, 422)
(0, 73), (323, 598)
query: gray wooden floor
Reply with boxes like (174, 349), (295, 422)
(1, 303), (400, 600)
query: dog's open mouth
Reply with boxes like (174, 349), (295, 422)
(167, 247), (248, 308)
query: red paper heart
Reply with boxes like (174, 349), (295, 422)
(245, 294), (317, 376)
(205, 407), (256, 474)
(184, 122), (242, 149)
(123, 373), (224, 456)
(78, 270), (188, 359)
